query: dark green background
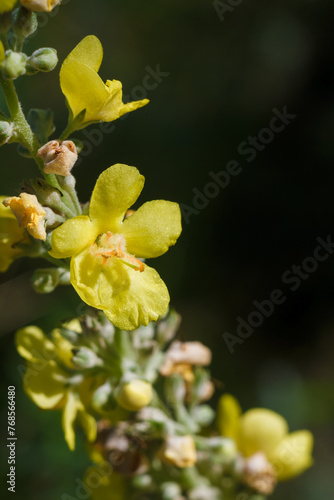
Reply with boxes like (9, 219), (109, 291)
(1, 0), (334, 498)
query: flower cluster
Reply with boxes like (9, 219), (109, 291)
(16, 309), (314, 500)
(0, 7), (315, 499)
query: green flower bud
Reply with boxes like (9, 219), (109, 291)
(160, 482), (182, 500)
(31, 267), (60, 293)
(29, 178), (63, 209)
(116, 379), (152, 411)
(72, 346), (103, 369)
(92, 380), (117, 413)
(191, 405), (215, 427)
(0, 120), (14, 145)
(1, 50), (27, 79)
(13, 7), (38, 39)
(28, 47), (57, 72)
(165, 374), (186, 405)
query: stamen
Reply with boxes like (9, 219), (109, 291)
(90, 232), (144, 272)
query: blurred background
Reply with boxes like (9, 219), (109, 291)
(1, 0), (334, 498)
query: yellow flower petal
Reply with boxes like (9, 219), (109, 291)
(51, 329), (75, 368)
(70, 248), (105, 309)
(50, 215), (97, 259)
(89, 164), (144, 230)
(71, 249), (169, 330)
(0, 0), (17, 13)
(3, 193), (46, 241)
(62, 35), (103, 72)
(217, 394), (242, 441)
(239, 409), (289, 457)
(60, 59), (109, 122)
(23, 360), (66, 409)
(62, 390), (79, 450)
(122, 200), (182, 258)
(62, 390), (97, 450)
(100, 262), (170, 330)
(60, 36), (148, 127)
(0, 41), (5, 63)
(15, 325), (55, 362)
(270, 431), (314, 481)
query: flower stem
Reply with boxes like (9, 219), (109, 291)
(0, 74), (40, 156)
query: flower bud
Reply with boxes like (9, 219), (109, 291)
(191, 405), (215, 427)
(37, 140), (77, 175)
(116, 379), (152, 412)
(165, 374), (186, 405)
(72, 346), (103, 369)
(14, 7), (38, 39)
(160, 482), (182, 500)
(28, 47), (58, 72)
(1, 51), (27, 79)
(31, 267), (61, 293)
(158, 435), (197, 468)
(0, 120), (14, 145)
(91, 380), (117, 413)
(20, 0), (61, 12)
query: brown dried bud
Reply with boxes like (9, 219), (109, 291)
(238, 452), (277, 495)
(37, 140), (78, 176)
(20, 0), (61, 12)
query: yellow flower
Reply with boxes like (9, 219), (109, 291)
(20, 0), (61, 12)
(0, 0), (17, 13)
(217, 394), (314, 482)
(15, 325), (96, 450)
(50, 163), (182, 330)
(0, 195), (28, 272)
(60, 35), (149, 130)
(3, 193), (46, 241)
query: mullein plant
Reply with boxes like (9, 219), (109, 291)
(1, 1), (314, 499)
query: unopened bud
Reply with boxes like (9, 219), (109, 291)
(191, 405), (215, 427)
(30, 178), (63, 209)
(0, 121), (14, 145)
(116, 379), (152, 411)
(31, 267), (60, 293)
(92, 380), (116, 413)
(161, 482), (182, 500)
(20, 0), (61, 12)
(37, 140), (77, 175)
(28, 47), (57, 72)
(165, 374), (186, 405)
(1, 51), (27, 79)
(72, 346), (103, 369)
(14, 7), (38, 39)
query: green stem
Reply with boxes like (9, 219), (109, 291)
(0, 74), (40, 157)
(59, 120), (76, 141)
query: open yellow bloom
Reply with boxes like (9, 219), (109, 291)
(0, 195), (28, 272)
(50, 163), (182, 330)
(0, 0), (17, 12)
(217, 394), (314, 482)
(20, 0), (61, 12)
(60, 36), (149, 129)
(3, 193), (46, 241)
(15, 325), (96, 450)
